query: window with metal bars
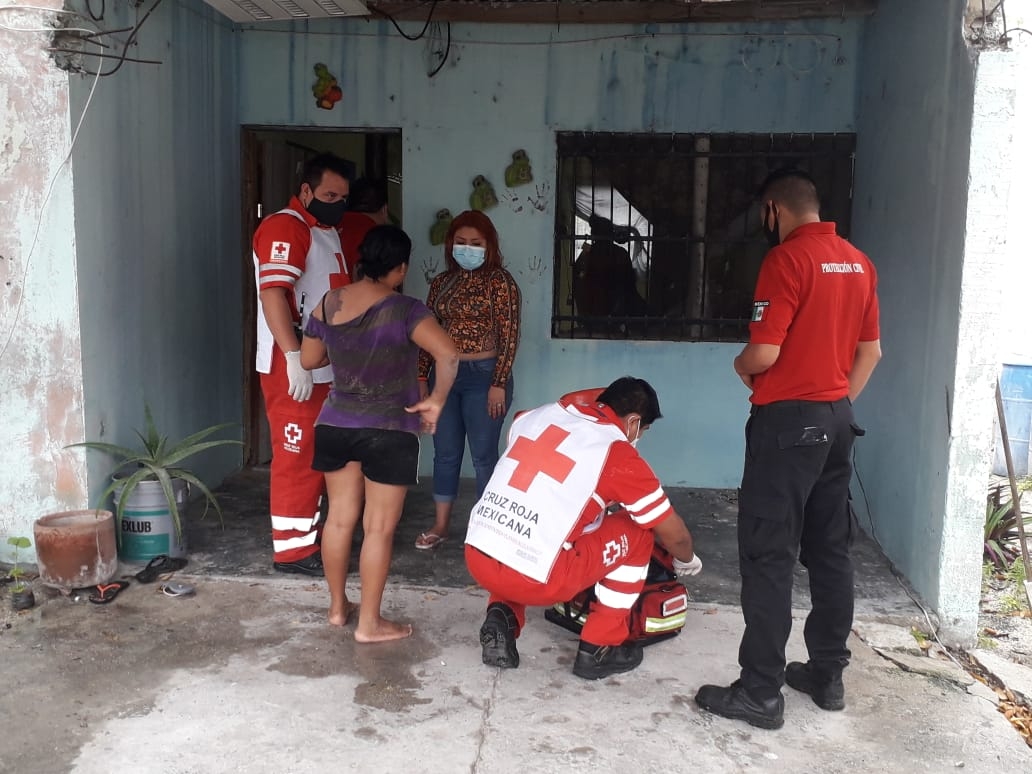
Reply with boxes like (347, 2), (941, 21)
(552, 132), (856, 342)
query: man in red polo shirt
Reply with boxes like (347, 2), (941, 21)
(695, 169), (881, 729)
(253, 153), (354, 576)
(337, 177), (390, 278)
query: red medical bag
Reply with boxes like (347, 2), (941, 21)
(544, 545), (689, 645)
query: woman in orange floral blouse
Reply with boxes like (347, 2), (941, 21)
(416, 211), (522, 549)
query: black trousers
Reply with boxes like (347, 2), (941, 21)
(737, 398), (859, 699)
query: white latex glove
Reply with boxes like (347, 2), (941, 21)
(284, 350), (313, 402)
(673, 554), (703, 577)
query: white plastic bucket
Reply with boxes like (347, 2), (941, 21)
(115, 478), (188, 562)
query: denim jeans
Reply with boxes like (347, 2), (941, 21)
(430, 358), (513, 502)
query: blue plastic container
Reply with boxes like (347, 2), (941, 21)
(993, 362), (1032, 477)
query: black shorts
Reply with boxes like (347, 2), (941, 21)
(312, 426), (419, 486)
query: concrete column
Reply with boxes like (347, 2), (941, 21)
(940, 46), (1021, 643)
(0, 1), (87, 561)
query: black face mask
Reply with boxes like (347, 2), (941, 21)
(763, 204), (781, 248)
(305, 196), (348, 227)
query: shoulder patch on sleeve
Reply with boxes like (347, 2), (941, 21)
(751, 301), (770, 322)
(270, 241), (291, 263)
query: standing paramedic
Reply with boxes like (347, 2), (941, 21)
(464, 377), (703, 681)
(695, 169), (881, 729)
(253, 152), (355, 576)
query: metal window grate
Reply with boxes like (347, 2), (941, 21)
(552, 132), (856, 342)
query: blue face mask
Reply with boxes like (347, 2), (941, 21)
(453, 244), (486, 270)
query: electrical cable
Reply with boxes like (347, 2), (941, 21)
(427, 21), (451, 78)
(851, 448), (967, 670)
(375, 0), (437, 41)
(80, 0), (165, 77)
(0, 20), (98, 34)
(85, 0), (104, 22)
(241, 24), (843, 49)
(48, 47), (162, 65)
(0, 4), (86, 15)
(0, 38), (104, 366)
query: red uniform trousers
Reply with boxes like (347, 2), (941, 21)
(260, 346), (329, 563)
(465, 512), (654, 646)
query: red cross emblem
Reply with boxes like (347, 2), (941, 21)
(506, 425), (576, 492)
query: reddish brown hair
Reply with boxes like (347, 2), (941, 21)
(443, 210), (504, 272)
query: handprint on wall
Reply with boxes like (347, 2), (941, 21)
(528, 182), (551, 213)
(501, 189), (523, 214)
(422, 255), (440, 284)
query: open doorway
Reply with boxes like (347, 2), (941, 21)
(240, 126), (403, 467)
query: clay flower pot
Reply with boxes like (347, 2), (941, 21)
(34, 510), (117, 590)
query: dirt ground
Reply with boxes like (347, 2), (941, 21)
(979, 563), (1032, 667)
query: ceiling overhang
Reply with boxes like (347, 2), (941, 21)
(202, 0), (877, 25)
(364, 0), (879, 25)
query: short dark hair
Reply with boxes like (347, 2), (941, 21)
(347, 178), (388, 213)
(596, 376), (662, 425)
(758, 167), (820, 214)
(357, 224), (411, 280)
(300, 153), (356, 193)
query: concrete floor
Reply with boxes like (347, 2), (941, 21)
(1, 469), (1030, 772)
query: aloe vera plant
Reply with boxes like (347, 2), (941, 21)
(67, 405), (241, 542)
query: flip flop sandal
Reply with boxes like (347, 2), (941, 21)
(415, 532), (447, 551)
(135, 554), (189, 583)
(89, 581), (130, 605)
(159, 582), (195, 598)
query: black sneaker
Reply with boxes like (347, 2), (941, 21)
(572, 641), (644, 680)
(273, 552), (324, 577)
(479, 603), (520, 668)
(694, 681), (785, 730)
(785, 661), (845, 711)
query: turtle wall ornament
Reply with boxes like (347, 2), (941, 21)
(470, 175), (498, 211)
(429, 209), (454, 245)
(504, 149), (533, 188)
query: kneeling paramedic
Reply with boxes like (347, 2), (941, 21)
(464, 376), (703, 680)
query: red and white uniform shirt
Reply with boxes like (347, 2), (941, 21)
(466, 389), (674, 583)
(253, 196), (349, 383)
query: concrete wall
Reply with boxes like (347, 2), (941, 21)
(852, 0), (1003, 642)
(0, 2), (88, 560)
(67, 0), (242, 522)
(237, 17), (863, 485)
(999, 2), (1032, 362)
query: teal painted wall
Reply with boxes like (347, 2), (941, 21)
(238, 18), (863, 486)
(851, 0), (976, 624)
(70, 0), (242, 505)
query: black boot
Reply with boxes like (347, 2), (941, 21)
(694, 681), (785, 730)
(785, 661), (845, 710)
(479, 603), (520, 668)
(572, 641), (644, 680)
(273, 551), (324, 577)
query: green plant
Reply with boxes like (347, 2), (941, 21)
(6, 536), (31, 592)
(67, 404), (242, 542)
(984, 484), (1032, 569)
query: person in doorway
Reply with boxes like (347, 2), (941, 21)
(694, 169), (881, 729)
(338, 177), (391, 279)
(253, 152), (355, 577)
(464, 377), (703, 679)
(301, 225), (458, 641)
(415, 211), (522, 550)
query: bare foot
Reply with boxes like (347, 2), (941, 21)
(328, 600), (358, 627)
(354, 617), (414, 643)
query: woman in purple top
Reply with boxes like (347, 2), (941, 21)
(302, 225), (458, 643)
